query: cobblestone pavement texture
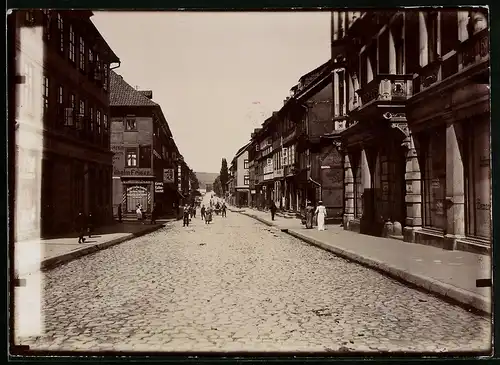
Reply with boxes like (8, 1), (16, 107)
(16, 212), (491, 353)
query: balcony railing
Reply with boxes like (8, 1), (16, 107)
(356, 74), (413, 106)
(458, 28), (489, 71)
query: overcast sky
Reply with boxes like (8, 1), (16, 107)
(92, 11), (330, 173)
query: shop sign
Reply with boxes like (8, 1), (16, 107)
(163, 168), (175, 183)
(321, 165), (331, 169)
(155, 182), (164, 193)
(114, 167), (152, 176)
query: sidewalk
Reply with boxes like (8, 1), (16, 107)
(229, 206), (492, 315)
(15, 219), (173, 276)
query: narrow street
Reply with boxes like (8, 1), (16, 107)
(18, 207), (489, 353)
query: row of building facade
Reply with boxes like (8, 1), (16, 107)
(10, 10), (192, 240)
(227, 8), (491, 254)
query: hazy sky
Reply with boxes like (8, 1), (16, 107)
(92, 11), (330, 173)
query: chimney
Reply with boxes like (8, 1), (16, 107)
(139, 90), (153, 99)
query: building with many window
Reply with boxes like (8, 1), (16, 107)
(110, 71), (189, 218)
(331, 9), (490, 253)
(12, 10), (120, 239)
(227, 143), (250, 207)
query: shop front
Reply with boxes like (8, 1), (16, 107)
(406, 61), (490, 253)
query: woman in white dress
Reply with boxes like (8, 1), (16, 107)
(315, 201), (327, 231)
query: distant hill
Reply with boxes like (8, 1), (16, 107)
(195, 172), (219, 189)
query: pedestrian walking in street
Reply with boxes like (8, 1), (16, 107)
(270, 201), (277, 221)
(315, 201), (327, 231)
(205, 206), (213, 224)
(221, 202), (227, 217)
(183, 204), (190, 227)
(305, 200), (314, 229)
(201, 205), (206, 220)
(87, 211), (94, 238)
(76, 210), (86, 244)
(151, 203), (158, 225)
(117, 203), (122, 223)
(193, 205), (197, 218)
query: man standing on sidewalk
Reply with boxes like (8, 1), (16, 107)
(183, 204), (190, 227)
(76, 210), (86, 244)
(270, 201), (277, 221)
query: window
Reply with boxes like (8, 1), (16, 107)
(103, 114), (108, 132)
(244, 175), (250, 185)
(58, 85), (63, 104)
(57, 13), (64, 53)
(139, 145), (152, 168)
(244, 159), (249, 169)
(77, 99), (85, 130)
(421, 128), (446, 230)
(42, 76), (49, 114)
(97, 110), (101, 134)
(125, 118), (137, 131)
(126, 148), (138, 167)
(95, 53), (101, 81)
(88, 48), (94, 66)
(465, 120), (491, 240)
(79, 37), (85, 70)
(89, 106), (94, 132)
(64, 93), (76, 126)
(42, 9), (51, 40)
(103, 64), (109, 91)
(68, 25), (75, 62)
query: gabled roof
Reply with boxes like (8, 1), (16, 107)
(110, 71), (159, 107)
(232, 142), (251, 162)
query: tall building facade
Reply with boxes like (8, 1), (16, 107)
(109, 71), (188, 218)
(332, 9), (490, 253)
(12, 10), (119, 239)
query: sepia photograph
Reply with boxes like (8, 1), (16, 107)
(9, 8), (492, 356)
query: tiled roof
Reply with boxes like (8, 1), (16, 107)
(109, 71), (158, 107)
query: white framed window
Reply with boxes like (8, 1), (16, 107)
(126, 148), (138, 167)
(58, 85), (63, 104)
(57, 13), (64, 53)
(79, 37), (85, 70)
(244, 175), (249, 185)
(68, 25), (75, 62)
(97, 109), (102, 134)
(89, 106), (94, 132)
(244, 159), (249, 169)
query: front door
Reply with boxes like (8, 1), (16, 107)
(126, 185), (149, 213)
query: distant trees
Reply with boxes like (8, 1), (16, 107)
(189, 170), (200, 190)
(220, 158), (229, 194)
(213, 175), (223, 196)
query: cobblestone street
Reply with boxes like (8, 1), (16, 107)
(16, 211), (490, 353)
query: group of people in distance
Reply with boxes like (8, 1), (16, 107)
(183, 199), (227, 226)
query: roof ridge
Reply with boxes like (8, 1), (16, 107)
(109, 70), (158, 107)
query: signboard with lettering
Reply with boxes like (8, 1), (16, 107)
(163, 168), (175, 183)
(155, 182), (164, 193)
(114, 167), (153, 176)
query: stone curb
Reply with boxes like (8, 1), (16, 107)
(238, 210), (491, 315)
(39, 224), (166, 273)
